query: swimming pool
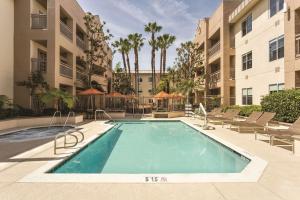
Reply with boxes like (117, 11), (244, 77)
(51, 121), (250, 174)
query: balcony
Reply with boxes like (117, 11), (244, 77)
(31, 14), (47, 29)
(76, 70), (88, 83)
(296, 34), (300, 58)
(208, 41), (220, 57)
(76, 36), (86, 50)
(60, 21), (73, 41)
(230, 68), (235, 80)
(60, 62), (73, 79)
(31, 58), (47, 72)
(208, 71), (220, 88)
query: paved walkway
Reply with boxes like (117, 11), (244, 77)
(0, 118), (300, 200)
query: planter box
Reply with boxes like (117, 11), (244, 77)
(107, 112), (125, 119)
(0, 115), (84, 131)
(152, 111), (185, 118)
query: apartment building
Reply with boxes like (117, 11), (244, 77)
(13, 0), (112, 108)
(229, 0), (285, 105)
(0, 0), (14, 100)
(194, 0), (242, 107)
(285, 0), (300, 89)
(131, 71), (162, 98)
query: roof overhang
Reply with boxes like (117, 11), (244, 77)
(229, 0), (260, 24)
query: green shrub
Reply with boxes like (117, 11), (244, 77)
(261, 89), (300, 123)
(222, 105), (261, 117)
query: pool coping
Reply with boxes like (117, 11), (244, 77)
(19, 119), (267, 183)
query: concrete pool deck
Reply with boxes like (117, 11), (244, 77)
(0, 118), (300, 200)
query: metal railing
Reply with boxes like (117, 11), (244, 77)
(95, 109), (115, 123)
(60, 21), (73, 41)
(76, 36), (86, 50)
(296, 34), (300, 58)
(60, 63), (73, 78)
(31, 58), (47, 72)
(54, 128), (84, 154)
(230, 68), (235, 80)
(208, 71), (220, 88)
(48, 111), (62, 128)
(208, 41), (220, 57)
(31, 14), (47, 29)
(76, 70), (88, 82)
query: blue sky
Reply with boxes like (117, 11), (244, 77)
(77, 0), (220, 70)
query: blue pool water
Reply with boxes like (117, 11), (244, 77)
(51, 121), (250, 174)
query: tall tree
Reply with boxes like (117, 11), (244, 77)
(144, 22), (162, 94)
(172, 41), (205, 104)
(113, 62), (134, 95)
(128, 33), (144, 96)
(112, 38), (127, 74)
(157, 34), (176, 77)
(123, 38), (132, 79)
(84, 12), (113, 88)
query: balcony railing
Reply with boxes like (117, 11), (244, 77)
(296, 34), (300, 58)
(76, 36), (86, 50)
(208, 71), (220, 88)
(31, 14), (47, 29)
(76, 70), (88, 83)
(60, 21), (73, 41)
(60, 62), (73, 78)
(31, 58), (47, 72)
(230, 68), (235, 80)
(208, 41), (220, 57)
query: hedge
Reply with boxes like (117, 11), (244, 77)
(261, 89), (300, 123)
(222, 105), (262, 117)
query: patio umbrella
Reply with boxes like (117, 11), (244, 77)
(105, 92), (125, 110)
(154, 91), (171, 111)
(78, 88), (104, 111)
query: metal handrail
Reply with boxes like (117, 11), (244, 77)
(54, 128), (84, 154)
(63, 111), (76, 129)
(95, 109), (115, 122)
(48, 111), (62, 128)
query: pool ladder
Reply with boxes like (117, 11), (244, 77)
(48, 111), (62, 128)
(94, 109), (115, 123)
(53, 111), (84, 154)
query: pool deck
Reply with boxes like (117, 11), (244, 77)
(0, 117), (300, 200)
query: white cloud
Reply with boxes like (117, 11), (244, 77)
(111, 0), (150, 24)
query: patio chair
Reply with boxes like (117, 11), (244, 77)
(207, 107), (223, 118)
(224, 111), (263, 127)
(208, 109), (240, 126)
(255, 117), (300, 153)
(229, 112), (276, 133)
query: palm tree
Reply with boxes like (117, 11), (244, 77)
(157, 36), (164, 78)
(144, 22), (162, 93)
(128, 33), (144, 96)
(157, 34), (176, 76)
(112, 38), (127, 74)
(123, 38), (132, 79)
(41, 88), (75, 111)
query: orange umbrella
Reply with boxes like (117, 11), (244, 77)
(154, 91), (171, 99)
(170, 92), (185, 99)
(78, 88), (104, 96)
(106, 91), (125, 98)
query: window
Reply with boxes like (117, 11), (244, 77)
(270, 0), (284, 17)
(242, 15), (252, 36)
(148, 89), (152, 93)
(242, 51), (252, 71)
(269, 83), (284, 93)
(269, 36), (284, 61)
(242, 88), (253, 105)
(139, 77), (143, 82)
(148, 77), (153, 82)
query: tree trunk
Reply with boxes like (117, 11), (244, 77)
(159, 48), (163, 78)
(126, 53), (131, 81)
(151, 33), (155, 94)
(134, 48), (139, 97)
(163, 48), (167, 75)
(121, 52), (127, 74)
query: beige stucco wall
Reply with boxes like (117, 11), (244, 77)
(0, 0), (14, 100)
(233, 0), (285, 105)
(284, 0), (300, 89)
